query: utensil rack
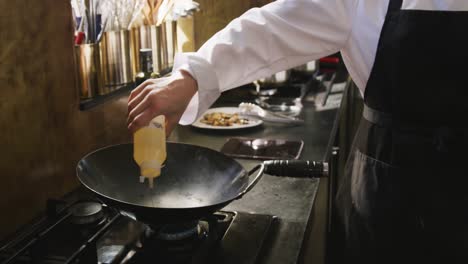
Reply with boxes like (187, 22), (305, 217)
(75, 21), (178, 111)
(78, 66), (173, 111)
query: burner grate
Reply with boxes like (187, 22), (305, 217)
(0, 199), (121, 264)
(1, 192), (277, 264)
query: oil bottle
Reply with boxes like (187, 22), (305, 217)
(133, 115), (166, 188)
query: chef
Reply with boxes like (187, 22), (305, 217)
(127, 0), (468, 262)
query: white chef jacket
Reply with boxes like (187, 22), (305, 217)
(169, 0), (468, 125)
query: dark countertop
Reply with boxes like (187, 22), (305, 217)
(168, 94), (339, 264)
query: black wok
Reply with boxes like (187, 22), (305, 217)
(76, 142), (264, 225)
(77, 142), (329, 227)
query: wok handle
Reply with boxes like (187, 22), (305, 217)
(236, 163), (265, 199)
(263, 160), (329, 178)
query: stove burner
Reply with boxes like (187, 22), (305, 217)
(156, 221), (202, 241)
(132, 220), (211, 263)
(69, 201), (105, 225)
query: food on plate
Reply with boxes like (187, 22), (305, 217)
(200, 112), (250, 126)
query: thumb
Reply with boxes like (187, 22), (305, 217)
(165, 116), (180, 137)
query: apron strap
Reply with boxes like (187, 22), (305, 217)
(388, 0), (403, 13)
(363, 0), (402, 103)
(363, 104), (392, 127)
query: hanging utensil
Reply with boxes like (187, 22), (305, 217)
(127, 0), (147, 28)
(153, 0), (163, 23)
(87, 0), (96, 43)
(156, 0), (174, 26)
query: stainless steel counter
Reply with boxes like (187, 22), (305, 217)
(168, 98), (339, 264)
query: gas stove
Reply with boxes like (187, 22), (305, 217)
(0, 189), (277, 264)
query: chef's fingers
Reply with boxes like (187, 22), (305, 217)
(128, 86), (152, 114)
(127, 92), (153, 125)
(128, 80), (152, 106)
(165, 116), (179, 136)
(128, 108), (157, 133)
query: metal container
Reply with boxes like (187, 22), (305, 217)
(100, 30), (133, 88)
(130, 25), (162, 76)
(75, 44), (103, 99)
(290, 62), (317, 75)
(258, 70), (291, 86)
(129, 21), (178, 77)
(164, 20), (178, 69)
(158, 23), (168, 71)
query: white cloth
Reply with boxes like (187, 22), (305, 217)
(172, 0), (468, 125)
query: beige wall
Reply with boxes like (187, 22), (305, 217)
(193, 0), (273, 49)
(0, 0), (131, 239)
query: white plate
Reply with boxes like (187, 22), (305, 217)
(192, 107), (263, 130)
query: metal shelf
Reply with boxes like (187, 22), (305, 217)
(79, 83), (135, 111)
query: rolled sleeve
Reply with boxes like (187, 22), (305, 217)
(173, 53), (221, 125)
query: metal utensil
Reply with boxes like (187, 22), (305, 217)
(238, 102), (304, 125)
(85, 0), (96, 43)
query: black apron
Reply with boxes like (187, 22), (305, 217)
(336, 0), (468, 263)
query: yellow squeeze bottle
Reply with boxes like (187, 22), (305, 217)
(133, 115), (167, 188)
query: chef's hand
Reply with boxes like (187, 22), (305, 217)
(127, 70), (198, 135)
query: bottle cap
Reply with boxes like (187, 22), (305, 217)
(139, 48), (152, 55)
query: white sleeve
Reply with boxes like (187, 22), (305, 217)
(174, 0), (358, 125)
